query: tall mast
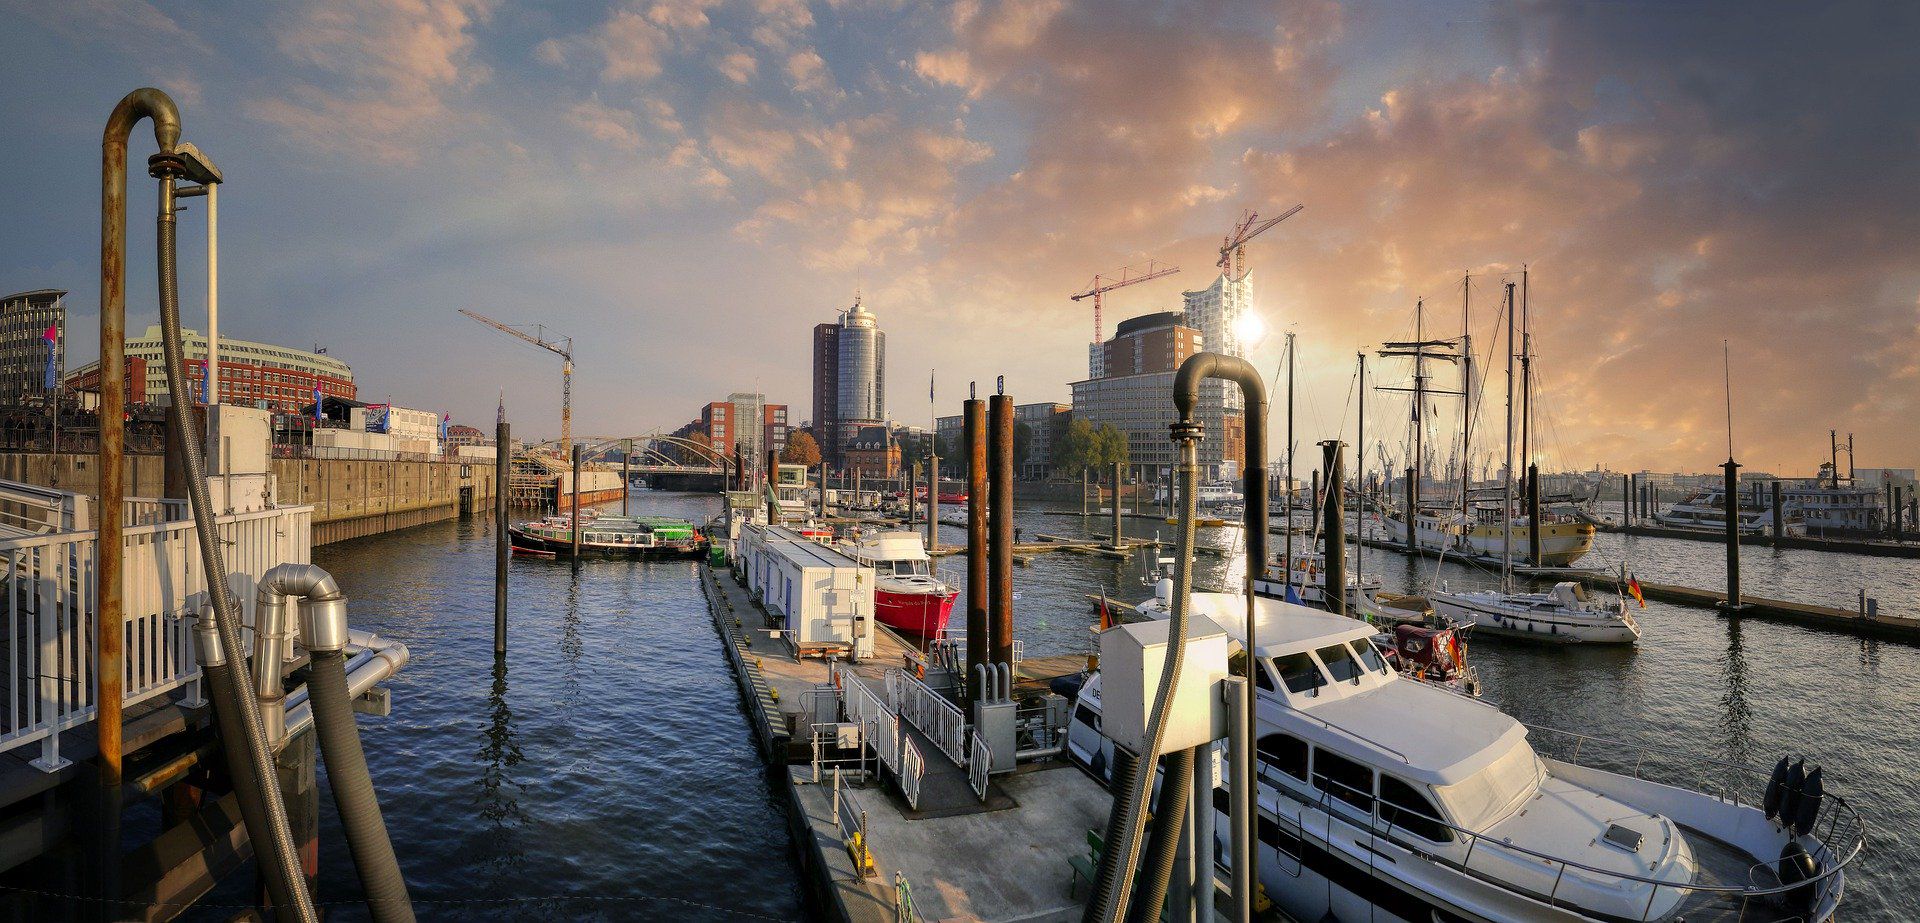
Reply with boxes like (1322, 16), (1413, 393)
(1284, 332), (1296, 587)
(1519, 266), (1532, 496)
(1356, 351), (1365, 595)
(1502, 281), (1517, 590)
(1412, 298), (1426, 512)
(1460, 273), (1473, 529)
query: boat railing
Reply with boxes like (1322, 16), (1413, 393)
(1258, 733), (1864, 921)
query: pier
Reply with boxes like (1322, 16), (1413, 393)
(701, 557), (1108, 922)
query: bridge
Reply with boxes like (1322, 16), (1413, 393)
(522, 432), (740, 492)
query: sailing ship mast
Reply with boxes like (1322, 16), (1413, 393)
(1459, 274), (1474, 533)
(1356, 351), (1365, 595)
(1502, 281), (1517, 590)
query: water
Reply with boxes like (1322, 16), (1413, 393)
(193, 492), (1910, 919)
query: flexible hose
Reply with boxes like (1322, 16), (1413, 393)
(1128, 749), (1195, 923)
(1084, 747), (1137, 920)
(1085, 432), (1200, 923)
(156, 191), (318, 922)
(310, 649), (416, 922)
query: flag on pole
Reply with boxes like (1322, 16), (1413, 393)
(40, 325), (56, 392)
(1626, 573), (1646, 608)
(313, 386), (323, 422)
(929, 369), (935, 403)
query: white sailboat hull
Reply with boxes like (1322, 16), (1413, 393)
(1432, 591), (1640, 644)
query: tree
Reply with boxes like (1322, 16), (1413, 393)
(1052, 418), (1098, 473)
(1094, 422), (1130, 470)
(781, 430), (822, 467)
(1013, 422), (1034, 473)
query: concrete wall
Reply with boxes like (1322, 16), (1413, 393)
(0, 451), (496, 547)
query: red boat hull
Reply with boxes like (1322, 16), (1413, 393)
(875, 587), (957, 637)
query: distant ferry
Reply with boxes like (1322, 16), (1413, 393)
(509, 514), (707, 559)
(1654, 487), (1772, 533)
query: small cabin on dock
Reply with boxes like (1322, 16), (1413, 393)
(741, 524), (875, 659)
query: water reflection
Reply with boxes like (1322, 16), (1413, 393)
(476, 654), (527, 829)
(1719, 618), (1753, 767)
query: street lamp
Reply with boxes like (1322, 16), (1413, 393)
(173, 141), (223, 405)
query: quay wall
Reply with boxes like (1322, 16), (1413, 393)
(0, 451), (497, 546)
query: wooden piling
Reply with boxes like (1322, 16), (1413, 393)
(989, 396), (1015, 670)
(570, 444), (582, 562)
(1771, 480), (1784, 548)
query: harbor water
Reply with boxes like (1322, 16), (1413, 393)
(201, 491), (1911, 919)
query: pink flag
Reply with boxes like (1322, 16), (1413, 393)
(41, 325), (56, 342)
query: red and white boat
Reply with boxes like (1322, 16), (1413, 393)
(839, 530), (957, 637)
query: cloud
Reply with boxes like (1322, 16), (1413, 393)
(245, 0), (497, 164)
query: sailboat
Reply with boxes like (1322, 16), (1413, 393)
(1378, 277), (1596, 566)
(1430, 273), (1639, 645)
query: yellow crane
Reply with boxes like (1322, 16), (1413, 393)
(459, 309), (573, 452)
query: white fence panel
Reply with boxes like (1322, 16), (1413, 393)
(901, 734), (924, 810)
(892, 669), (968, 767)
(970, 732), (990, 801)
(0, 503), (312, 770)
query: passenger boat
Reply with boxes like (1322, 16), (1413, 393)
(1382, 506), (1597, 567)
(1067, 591), (1862, 922)
(508, 514), (707, 559)
(837, 530), (957, 637)
(1655, 487), (1773, 534)
(1432, 580), (1640, 644)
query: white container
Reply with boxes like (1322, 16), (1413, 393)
(753, 526), (875, 659)
(1097, 613), (1230, 756)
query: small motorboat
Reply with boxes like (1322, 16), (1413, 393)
(509, 514), (708, 559)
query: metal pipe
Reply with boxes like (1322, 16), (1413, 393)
(621, 439), (630, 516)
(1112, 461), (1123, 548)
(1321, 441), (1345, 616)
(964, 399), (988, 698)
(283, 629), (411, 737)
(1169, 352), (1266, 923)
(989, 395), (1014, 670)
(97, 86), (179, 806)
(1772, 479), (1784, 548)
(1190, 736), (1215, 923)
(929, 451), (940, 553)
(153, 135), (315, 918)
(495, 420), (509, 653)
(1223, 675), (1251, 923)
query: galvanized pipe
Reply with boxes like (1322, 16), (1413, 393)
(964, 399), (988, 698)
(570, 444), (582, 560)
(1723, 459), (1742, 609)
(989, 395), (1014, 670)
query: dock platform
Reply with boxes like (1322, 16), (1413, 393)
(701, 562), (1111, 922)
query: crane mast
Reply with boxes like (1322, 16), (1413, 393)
(459, 309), (574, 453)
(1071, 260), (1181, 377)
(1217, 204), (1303, 282)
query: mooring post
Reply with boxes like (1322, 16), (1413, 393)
(1527, 462), (1543, 567)
(495, 420), (509, 653)
(1321, 441), (1346, 616)
(621, 439), (630, 515)
(1719, 458), (1744, 613)
(1622, 473), (1632, 526)
(929, 451), (940, 554)
(1112, 460), (1123, 549)
(989, 395), (1014, 670)
(1081, 466), (1089, 518)
(1771, 480), (1784, 548)
(964, 400), (988, 699)
(570, 444), (582, 562)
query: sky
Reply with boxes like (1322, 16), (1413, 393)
(1, 0), (1915, 477)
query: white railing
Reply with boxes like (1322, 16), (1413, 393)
(969, 732), (990, 801)
(0, 502), (311, 770)
(874, 711), (901, 776)
(900, 734), (924, 810)
(889, 668), (969, 767)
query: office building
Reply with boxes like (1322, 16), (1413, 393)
(811, 295), (886, 469)
(1069, 311), (1241, 478)
(670, 394), (789, 465)
(68, 326), (354, 413)
(0, 289), (64, 406)
(941, 402), (1073, 478)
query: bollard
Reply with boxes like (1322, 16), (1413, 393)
(495, 420), (509, 653)
(1771, 480), (1784, 548)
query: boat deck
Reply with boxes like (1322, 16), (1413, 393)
(1665, 826), (1805, 922)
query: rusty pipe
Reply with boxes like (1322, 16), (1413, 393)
(98, 87), (179, 794)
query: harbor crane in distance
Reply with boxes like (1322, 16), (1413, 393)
(1218, 203), (1303, 282)
(1071, 260), (1181, 371)
(459, 309), (573, 453)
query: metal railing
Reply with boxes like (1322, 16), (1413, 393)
(887, 668), (969, 767)
(900, 734), (924, 810)
(1253, 730), (1866, 921)
(927, 631), (1024, 667)
(970, 732), (990, 801)
(0, 503), (310, 769)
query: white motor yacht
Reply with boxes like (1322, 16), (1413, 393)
(1065, 591), (1859, 922)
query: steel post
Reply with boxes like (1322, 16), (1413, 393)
(1527, 463), (1543, 567)
(1771, 480), (1783, 548)
(1321, 442), (1346, 616)
(929, 453), (940, 553)
(495, 421), (509, 653)
(964, 401), (988, 698)
(570, 444), (582, 562)
(1223, 676), (1251, 923)
(989, 395), (1014, 670)
(1112, 460), (1123, 549)
(621, 439), (630, 515)
(1721, 459), (1742, 611)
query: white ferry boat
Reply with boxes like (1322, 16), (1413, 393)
(1067, 592), (1860, 922)
(1654, 487), (1772, 534)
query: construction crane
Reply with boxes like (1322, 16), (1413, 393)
(1218, 204), (1304, 282)
(1071, 259), (1181, 350)
(459, 309), (573, 453)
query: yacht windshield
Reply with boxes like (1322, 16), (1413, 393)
(1352, 641), (1389, 675)
(1432, 741), (1546, 829)
(1271, 654), (1326, 695)
(892, 561), (929, 576)
(1316, 644), (1364, 683)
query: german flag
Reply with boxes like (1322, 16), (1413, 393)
(1627, 574), (1647, 608)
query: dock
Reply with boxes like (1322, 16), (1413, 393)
(1598, 522), (1920, 559)
(700, 561), (1110, 922)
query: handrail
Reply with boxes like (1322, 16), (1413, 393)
(889, 668), (968, 767)
(1252, 747), (1863, 913)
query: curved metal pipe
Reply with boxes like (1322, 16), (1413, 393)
(154, 146), (317, 922)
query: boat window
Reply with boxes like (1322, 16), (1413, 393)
(1316, 643), (1363, 684)
(1271, 653), (1325, 695)
(1311, 749), (1374, 813)
(1256, 733), (1309, 781)
(1074, 705), (1100, 733)
(1352, 641), (1389, 675)
(1379, 775), (1453, 843)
